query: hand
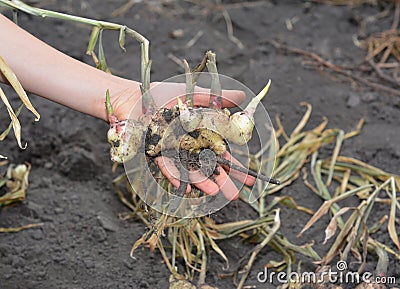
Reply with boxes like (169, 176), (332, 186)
(107, 81), (249, 121)
(108, 82), (256, 200)
(156, 151), (256, 200)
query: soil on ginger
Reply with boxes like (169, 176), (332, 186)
(1, 1), (399, 289)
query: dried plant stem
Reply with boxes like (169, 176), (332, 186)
(391, 0), (400, 31)
(111, 0), (136, 17)
(237, 209), (280, 289)
(216, 156), (280, 185)
(183, 60), (195, 107)
(0, 222), (43, 233)
(192, 53), (209, 81)
(196, 223), (207, 286)
(184, 30), (204, 49)
(266, 39), (400, 96)
(183, 52), (209, 107)
(206, 51), (222, 109)
(0, 87), (24, 148)
(216, 0), (244, 50)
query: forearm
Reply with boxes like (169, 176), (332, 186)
(0, 14), (140, 121)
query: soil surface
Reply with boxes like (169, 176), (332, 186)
(1, 1), (399, 288)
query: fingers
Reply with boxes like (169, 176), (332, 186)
(213, 166), (240, 200)
(156, 156), (221, 196)
(189, 170), (219, 196)
(192, 87), (246, 108)
(150, 82), (246, 109)
(220, 151), (256, 187)
(156, 153), (252, 201)
(155, 156), (191, 193)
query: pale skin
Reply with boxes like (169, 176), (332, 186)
(0, 14), (255, 200)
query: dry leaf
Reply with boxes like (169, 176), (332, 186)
(0, 55), (40, 120)
(324, 207), (356, 244)
(0, 104), (23, 141)
(0, 87), (24, 148)
(388, 177), (400, 251)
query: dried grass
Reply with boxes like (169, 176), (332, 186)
(0, 161), (42, 233)
(113, 104), (399, 288)
(0, 55), (39, 150)
(310, 0), (379, 6)
(0, 161), (30, 206)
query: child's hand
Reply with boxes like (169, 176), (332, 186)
(107, 82), (256, 200)
(106, 81), (248, 121)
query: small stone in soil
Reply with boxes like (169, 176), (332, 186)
(97, 214), (117, 232)
(361, 92), (378, 103)
(139, 280), (150, 288)
(123, 259), (133, 269)
(54, 207), (64, 214)
(41, 177), (53, 188)
(83, 258), (95, 269)
(37, 270), (47, 279)
(11, 256), (26, 268)
(70, 194), (80, 205)
(91, 226), (107, 242)
(347, 93), (360, 107)
(4, 273), (12, 280)
(52, 253), (65, 263)
(44, 162), (53, 169)
(31, 230), (43, 241)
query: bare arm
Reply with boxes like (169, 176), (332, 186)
(0, 13), (255, 198)
(0, 14), (247, 121)
(0, 13), (141, 121)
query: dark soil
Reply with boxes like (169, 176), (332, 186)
(1, 1), (399, 288)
